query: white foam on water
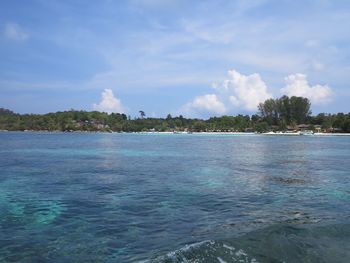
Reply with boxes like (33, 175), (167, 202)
(217, 257), (227, 263)
(149, 240), (260, 263)
(223, 244), (235, 251)
(165, 240), (214, 258)
(235, 249), (248, 257)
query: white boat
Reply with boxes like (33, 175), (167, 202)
(283, 131), (301, 136)
(263, 131), (276, 135)
(300, 130), (314, 135)
(263, 131), (301, 136)
(173, 131), (191, 134)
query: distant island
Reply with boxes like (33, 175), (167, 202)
(0, 96), (349, 133)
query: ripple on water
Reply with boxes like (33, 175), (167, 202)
(151, 223), (350, 263)
(0, 132), (350, 262)
(32, 200), (66, 225)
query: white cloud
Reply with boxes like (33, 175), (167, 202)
(4, 23), (28, 41)
(93, 89), (126, 113)
(281, 73), (333, 105)
(179, 69), (273, 117)
(215, 70), (273, 111)
(181, 94), (227, 116)
(180, 70), (334, 117)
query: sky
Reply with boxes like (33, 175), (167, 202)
(0, 0), (349, 118)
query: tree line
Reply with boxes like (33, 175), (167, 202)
(0, 96), (349, 133)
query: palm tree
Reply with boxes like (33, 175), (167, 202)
(139, 110), (145, 119)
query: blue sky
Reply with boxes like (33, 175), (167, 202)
(0, 0), (349, 118)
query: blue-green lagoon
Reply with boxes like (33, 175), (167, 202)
(0, 132), (350, 262)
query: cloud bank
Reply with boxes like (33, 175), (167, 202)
(93, 89), (126, 113)
(181, 94), (227, 116)
(180, 70), (272, 117)
(281, 73), (333, 105)
(217, 70), (273, 111)
(180, 69), (333, 117)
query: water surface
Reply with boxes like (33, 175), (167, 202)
(0, 132), (349, 262)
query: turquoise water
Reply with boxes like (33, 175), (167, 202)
(0, 132), (349, 262)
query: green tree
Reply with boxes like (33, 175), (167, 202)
(258, 98), (279, 125)
(289, 96), (311, 124)
(255, 122), (269, 133)
(258, 95), (311, 126)
(139, 110), (145, 119)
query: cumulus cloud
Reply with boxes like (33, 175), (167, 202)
(180, 70), (333, 117)
(281, 73), (332, 105)
(93, 89), (126, 113)
(215, 70), (273, 111)
(179, 69), (273, 116)
(181, 94), (227, 116)
(4, 23), (28, 41)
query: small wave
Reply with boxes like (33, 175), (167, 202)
(217, 257), (227, 263)
(148, 239), (258, 263)
(149, 222), (350, 263)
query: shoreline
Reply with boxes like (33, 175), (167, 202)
(1, 130), (350, 136)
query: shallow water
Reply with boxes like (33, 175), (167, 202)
(0, 132), (349, 262)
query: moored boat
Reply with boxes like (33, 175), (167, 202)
(300, 130), (314, 135)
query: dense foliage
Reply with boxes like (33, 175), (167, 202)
(0, 96), (349, 132)
(258, 95), (311, 127)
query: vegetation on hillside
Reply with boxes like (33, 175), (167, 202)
(0, 96), (349, 133)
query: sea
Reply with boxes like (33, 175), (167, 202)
(0, 132), (349, 263)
